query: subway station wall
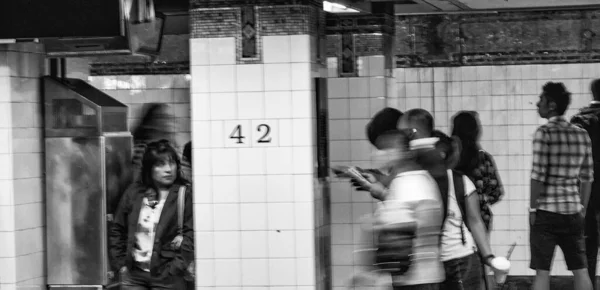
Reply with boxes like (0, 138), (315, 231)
(326, 62), (600, 288)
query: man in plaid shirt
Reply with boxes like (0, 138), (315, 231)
(529, 82), (594, 290)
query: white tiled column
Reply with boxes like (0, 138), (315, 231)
(190, 7), (326, 287)
(0, 43), (46, 289)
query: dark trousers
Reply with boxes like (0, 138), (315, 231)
(394, 283), (440, 290)
(586, 193), (600, 290)
(442, 253), (483, 290)
(120, 267), (184, 290)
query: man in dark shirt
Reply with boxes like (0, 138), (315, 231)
(571, 79), (600, 290)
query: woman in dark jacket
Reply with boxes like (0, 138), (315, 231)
(109, 140), (194, 289)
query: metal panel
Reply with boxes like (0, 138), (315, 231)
(46, 137), (107, 285)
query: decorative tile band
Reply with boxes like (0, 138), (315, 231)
(90, 61), (190, 76)
(191, 0), (323, 9)
(395, 8), (600, 67)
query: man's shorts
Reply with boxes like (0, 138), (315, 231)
(530, 209), (588, 271)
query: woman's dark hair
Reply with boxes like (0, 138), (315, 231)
(366, 108), (403, 148)
(451, 111), (481, 175)
(183, 142), (192, 163)
(140, 139), (188, 187)
(432, 130), (457, 162)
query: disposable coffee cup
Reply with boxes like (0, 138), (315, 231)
(490, 256), (510, 284)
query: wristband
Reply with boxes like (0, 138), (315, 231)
(483, 254), (495, 266)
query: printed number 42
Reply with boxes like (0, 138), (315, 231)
(229, 124), (272, 144)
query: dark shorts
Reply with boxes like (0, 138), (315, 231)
(395, 283), (440, 290)
(442, 253), (483, 290)
(530, 209), (587, 271)
(121, 266), (184, 290)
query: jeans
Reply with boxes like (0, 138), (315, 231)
(120, 267), (183, 290)
(442, 253), (483, 290)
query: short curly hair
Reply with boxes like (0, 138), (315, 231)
(542, 82), (571, 115)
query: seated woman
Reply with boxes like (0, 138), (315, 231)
(109, 140), (193, 289)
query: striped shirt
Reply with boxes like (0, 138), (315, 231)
(531, 116), (594, 214)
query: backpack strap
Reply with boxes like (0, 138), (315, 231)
(177, 185), (186, 235)
(452, 170), (468, 245)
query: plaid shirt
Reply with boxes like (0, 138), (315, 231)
(531, 116), (594, 214)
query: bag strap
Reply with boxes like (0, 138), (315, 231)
(452, 171), (469, 245)
(177, 185), (186, 234)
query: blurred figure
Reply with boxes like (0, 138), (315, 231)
(356, 129), (445, 290)
(571, 79), (600, 290)
(109, 140), (193, 290)
(530, 82), (593, 290)
(181, 141), (192, 180)
(131, 103), (175, 181)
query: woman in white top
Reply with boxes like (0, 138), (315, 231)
(370, 129), (446, 290)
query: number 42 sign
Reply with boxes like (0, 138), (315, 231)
(225, 120), (277, 147)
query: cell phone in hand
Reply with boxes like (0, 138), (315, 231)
(332, 165), (372, 185)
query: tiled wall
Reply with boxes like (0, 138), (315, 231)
(327, 61), (600, 287)
(0, 43), (46, 289)
(395, 64), (599, 276)
(190, 35), (321, 289)
(86, 74), (191, 150)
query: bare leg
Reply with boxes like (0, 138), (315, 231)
(533, 270), (550, 290)
(574, 268), (594, 290)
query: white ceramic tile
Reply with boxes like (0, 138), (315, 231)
(327, 78), (349, 98)
(264, 91), (292, 119)
(252, 119), (279, 147)
(277, 119), (293, 147)
(266, 175), (293, 203)
(210, 148), (238, 175)
(328, 120), (350, 140)
(291, 35), (310, 63)
(0, 257), (16, 283)
(349, 119), (368, 140)
(192, 121), (210, 149)
(239, 176), (267, 203)
(293, 175), (314, 203)
(294, 202), (314, 230)
(215, 259), (242, 286)
(348, 78), (369, 98)
(242, 259), (269, 286)
(237, 92), (265, 120)
(241, 231), (268, 258)
(263, 35), (291, 63)
(0, 103), (12, 129)
(267, 202), (295, 230)
(209, 93), (236, 120)
(192, 149), (211, 176)
(265, 147), (293, 174)
(190, 39), (210, 66)
(291, 63), (311, 91)
(264, 63), (291, 91)
(0, 231), (15, 258)
(269, 259), (296, 286)
(209, 121), (225, 148)
(193, 176), (212, 204)
(328, 99), (349, 119)
(296, 257), (316, 285)
(213, 232), (241, 259)
(209, 65), (236, 93)
(224, 120), (251, 148)
(295, 230), (315, 257)
(209, 38), (236, 65)
(291, 90), (313, 119)
(349, 98), (370, 119)
(291, 119), (312, 147)
(329, 141), (350, 162)
(212, 176), (240, 203)
(213, 204), (241, 231)
(194, 204), (213, 231)
(292, 146), (313, 174)
(0, 180), (12, 206)
(194, 232), (214, 259)
(268, 230), (296, 258)
(240, 203), (268, 230)
(239, 148), (266, 174)
(237, 64), (264, 92)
